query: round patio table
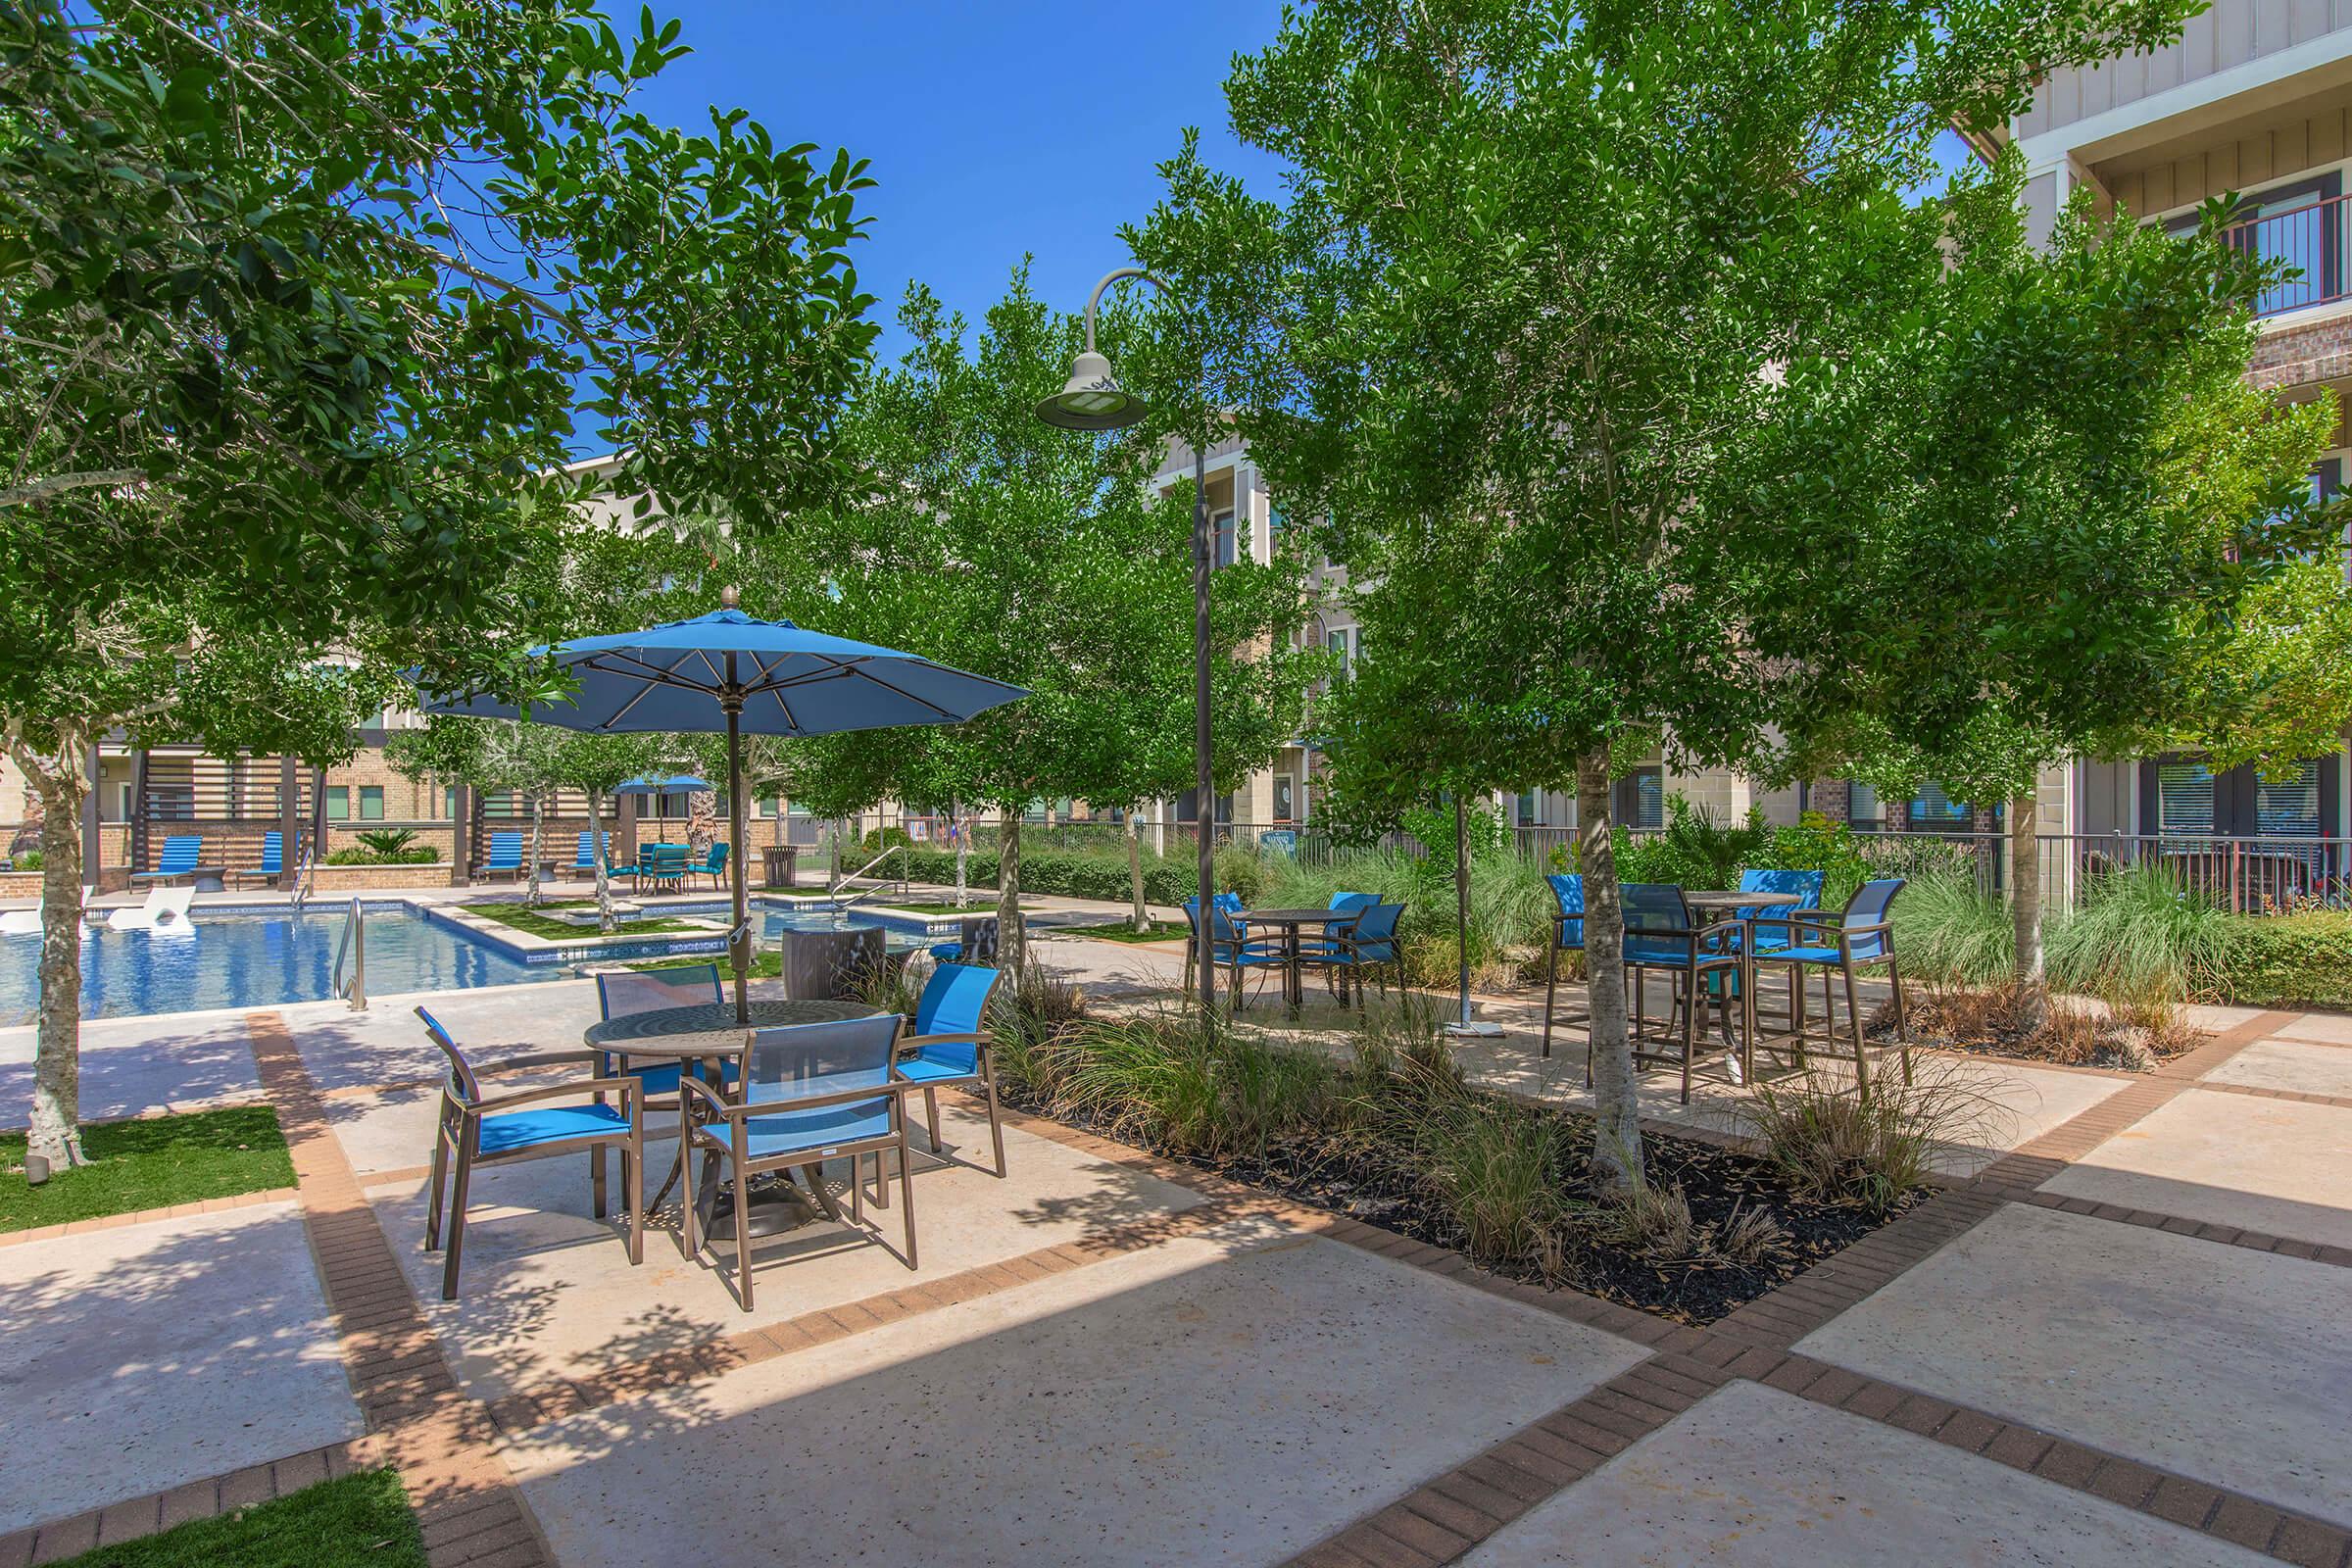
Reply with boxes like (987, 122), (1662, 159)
(1234, 907), (1363, 1013)
(584, 999), (882, 1236)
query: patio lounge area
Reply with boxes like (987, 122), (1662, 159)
(2, 920), (2345, 1568)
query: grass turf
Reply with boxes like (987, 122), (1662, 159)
(1, 1103), (294, 1233)
(49, 1468), (426, 1568)
(1064, 920), (1189, 944)
(466, 902), (704, 940)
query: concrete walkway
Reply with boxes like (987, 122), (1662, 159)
(0, 940), (2344, 1568)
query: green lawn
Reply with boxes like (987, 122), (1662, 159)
(468, 902), (706, 940)
(627, 950), (782, 978)
(1, 1104), (295, 1233)
(1064, 920), (1189, 944)
(51, 1469), (425, 1568)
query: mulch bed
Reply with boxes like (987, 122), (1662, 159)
(997, 1077), (1915, 1327)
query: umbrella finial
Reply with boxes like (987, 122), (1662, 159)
(720, 584), (741, 610)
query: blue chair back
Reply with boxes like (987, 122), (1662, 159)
(571, 830), (611, 868)
(1621, 883), (1692, 966)
(1348, 901), (1403, 961)
(255, 831), (283, 875)
(705, 842), (729, 874)
(1544, 874), (1585, 951)
(913, 963), (1001, 1073)
(1327, 891), (1377, 913)
(484, 831), (522, 868)
(743, 1014), (901, 1110)
(1185, 895), (1250, 950)
(595, 962), (723, 1022)
(1738, 867), (1822, 946)
(415, 1005), (480, 1103)
(1840, 877), (1905, 960)
(156, 835), (201, 874)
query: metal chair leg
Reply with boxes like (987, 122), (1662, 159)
(898, 1122), (918, 1270)
(680, 1133), (702, 1259)
(983, 1056), (1007, 1177)
(591, 1146), (607, 1221)
(1541, 941), (1557, 1059)
(624, 1133), (644, 1265)
(441, 1145), (473, 1301)
(1842, 962), (1871, 1098)
(1888, 960), (1913, 1084)
(424, 1127), (449, 1252)
(730, 1156), (755, 1311)
(924, 1086), (942, 1152)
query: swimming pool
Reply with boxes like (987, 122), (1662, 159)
(0, 900), (934, 1023)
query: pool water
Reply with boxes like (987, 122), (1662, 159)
(0, 900), (931, 1023)
(0, 906), (560, 1025)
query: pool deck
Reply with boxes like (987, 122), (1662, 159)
(2, 900), (2346, 1567)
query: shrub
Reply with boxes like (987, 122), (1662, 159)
(1738, 1060), (2002, 1214)
(1045, 1010), (1334, 1159)
(1887, 871), (2012, 987)
(1762, 812), (1874, 908)
(325, 845), (439, 865)
(1615, 794), (1773, 891)
(858, 825), (914, 854)
(355, 827), (418, 858)
(985, 955), (1091, 1097)
(1415, 1096), (1562, 1263)
(2043, 864), (2236, 1005)
(8, 849), (40, 871)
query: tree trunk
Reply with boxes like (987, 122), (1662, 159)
(1127, 814), (1150, 934)
(953, 798), (969, 909)
(996, 813), (1024, 973)
(1578, 749), (1642, 1191)
(590, 786), (614, 934)
(525, 788), (546, 906)
(2010, 790), (2045, 1026)
(25, 745), (89, 1168)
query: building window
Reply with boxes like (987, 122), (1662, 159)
(323, 786), (350, 821)
(2156, 761), (2217, 836)
(1847, 781), (1882, 830)
(1214, 510), (1236, 567)
(357, 785), (385, 820)
(1326, 627), (1351, 671)
(1273, 775), (1296, 823)
(443, 785), (459, 819)
(2254, 760), (2321, 839)
(1517, 790), (1539, 825)
(1613, 768), (1664, 831)
(1909, 782), (1971, 827)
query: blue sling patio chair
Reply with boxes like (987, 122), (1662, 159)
(416, 1006), (645, 1301)
(681, 1012), (916, 1310)
(1298, 891), (1378, 960)
(1183, 896), (1287, 1008)
(690, 841), (729, 890)
(1726, 867), (1826, 1058)
(566, 831), (612, 877)
(228, 831), (285, 890)
(890, 961), (1007, 1176)
(1317, 899), (1405, 1006)
(131, 834), (203, 886)
(1539, 874), (1587, 1059)
(475, 830), (524, 882)
(927, 913), (1001, 965)
(1764, 877), (1913, 1096)
(592, 963), (736, 1107)
(1609, 883), (1746, 1104)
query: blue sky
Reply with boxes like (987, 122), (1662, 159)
(608, 1), (1293, 362)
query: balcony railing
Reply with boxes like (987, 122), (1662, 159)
(2223, 193), (2349, 319)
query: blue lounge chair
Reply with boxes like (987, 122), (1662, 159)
(566, 831), (612, 878)
(681, 1012), (916, 1309)
(475, 831), (524, 882)
(690, 841), (729, 890)
(1540, 874), (1587, 1058)
(229, 831), (285, 890)
(1317, 899), (1405, 1006)
(892, 961), (1007, 1175)
(1184, 895), (1286, 1008)
(416, 1006), (644, 1301)
(1768, 877), (1913, 1095)
(131, 834), (203, 886)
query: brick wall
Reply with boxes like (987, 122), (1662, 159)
(2249, 313), (2352, 411)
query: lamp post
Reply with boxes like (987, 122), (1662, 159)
(1036, 266), (1217, 1015)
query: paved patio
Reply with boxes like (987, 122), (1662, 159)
(1, 925), (2346, 1567)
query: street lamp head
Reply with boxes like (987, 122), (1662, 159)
(1036, 349), (1150, 431)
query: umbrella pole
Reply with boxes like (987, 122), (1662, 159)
(724, 662), (750, 1027)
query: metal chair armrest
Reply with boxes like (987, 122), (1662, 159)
(470, 1076), (642, 1116)
(473, 1050), (602, 1075)
(736, 1080), (917, 1115)
(899, 1030), (985, 1052)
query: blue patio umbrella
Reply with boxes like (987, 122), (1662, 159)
(614, 774), (712, 794)
(421, 588), (1027, 1021)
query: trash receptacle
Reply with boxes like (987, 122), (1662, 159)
(761, 844), (800, 889)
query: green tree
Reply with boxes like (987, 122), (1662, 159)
(0, 1), (876, 1167)
(1137, 0), (2239, 1186)
(786, 271), (1321, 971)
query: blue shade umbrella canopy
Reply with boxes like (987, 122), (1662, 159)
(614, 775), (712, 795)
(418, 589), (1026, 1022)
(421, 600), (1027, 735)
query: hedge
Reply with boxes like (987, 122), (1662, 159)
(896, 846), (1214, 906)
(2219, 913), (2352, 1011)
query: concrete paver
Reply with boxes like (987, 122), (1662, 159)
(503, 1225), (1647, 1568)
(0, 1202), (364, 1534)
(0, 1008), (263, 1127)
(2270, 1011), (2352, 1047)
(1456, 1380), (2270, 1567)
(2202, 1038), (2352, 1099)
(1796, 1203), (2352, 1527)
(368, 1097), (1213, 1401)
(2039, 1089), (2352, 1249)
